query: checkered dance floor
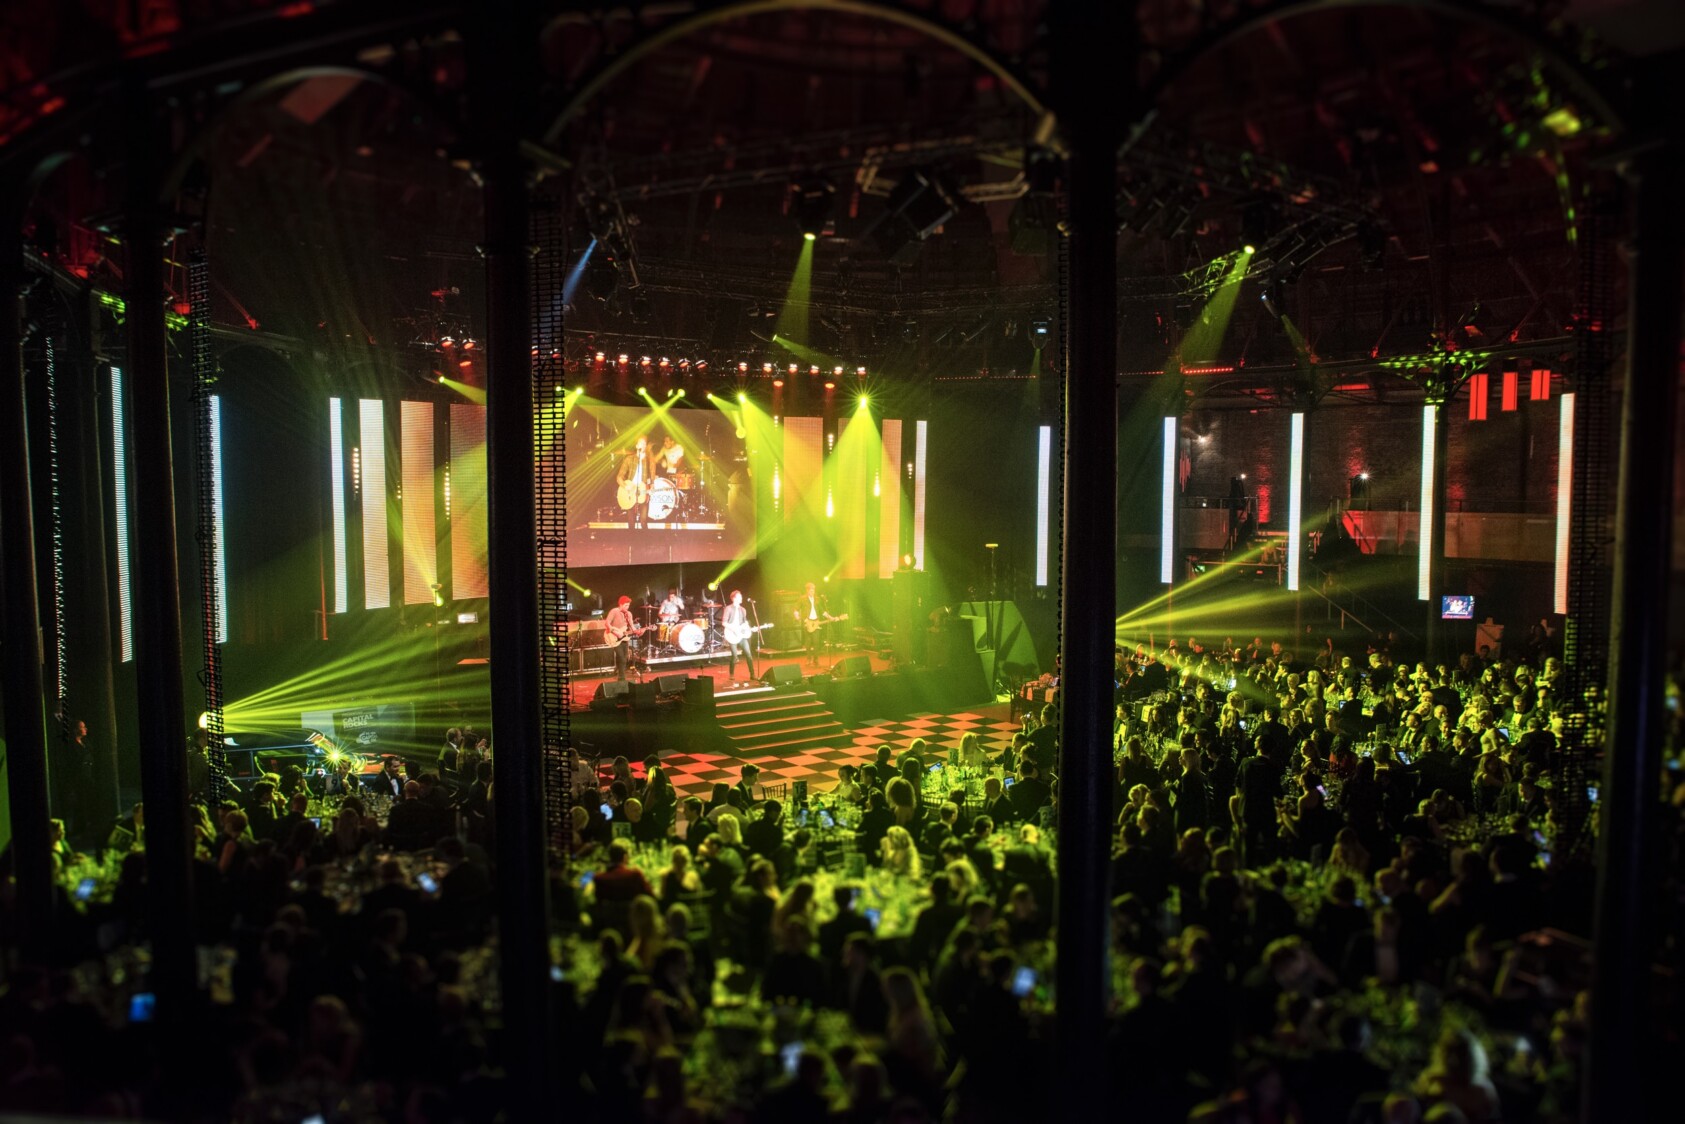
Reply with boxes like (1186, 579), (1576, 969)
(604, 703), (1020, 803)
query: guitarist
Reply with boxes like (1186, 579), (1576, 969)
(795, 581), (836, 666)
(721, 589), (759, 686)
(615, 437), (654, 527)
(604, 595), (643, 680)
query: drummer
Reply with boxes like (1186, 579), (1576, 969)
(658, 586), (686, 623)
(657, 435), (686, 479)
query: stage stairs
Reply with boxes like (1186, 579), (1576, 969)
(714, 688), (851, 758)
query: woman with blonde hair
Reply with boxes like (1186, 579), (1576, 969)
(626, 893), (665, 971)
(955, 731), (989, 769)
(1328, 826), (1371, 881)
(657, 844), (701, 907)
(1414, 1027), (1500, 1122)
(772, 878), (817, 935)
(879, 825), (922, 880)
(881, 967), (945, 1100)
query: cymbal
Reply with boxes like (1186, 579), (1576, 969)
(701, 600), (720, 607)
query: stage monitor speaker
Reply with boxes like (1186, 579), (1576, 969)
(591, 680), (630, 712)
(760, 664), (805, 688)
(630, 682), (658, 710)
(656, 674), (689, 696)
(835, 654), (873, 680)
(684, 676), (715, 715)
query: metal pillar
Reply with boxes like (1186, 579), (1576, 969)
(1585, 145), (1684, 1123)
(0, 206), (57, 961)
(1050, 0), (1126, 1113)
(471, 4), (555, 1111)
(124, 104), (198, 1034)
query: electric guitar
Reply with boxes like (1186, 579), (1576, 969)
(802, 612), (849, 634)
(604, 621), (648, 647)
(723, 621), (774, 646)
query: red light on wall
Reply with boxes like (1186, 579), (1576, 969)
(1501, 370), (1518, 412)
(1467, 372), (1490, 421)
(1530, 368), (1551, 401)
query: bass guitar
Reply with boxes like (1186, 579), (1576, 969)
(723, 621), (774, 646)
(801, 612), (849, 634)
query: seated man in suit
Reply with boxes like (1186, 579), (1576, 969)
(366, 756), (406, 800)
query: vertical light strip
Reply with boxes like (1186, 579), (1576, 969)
(1554, 392), (1575, 614)
(210, 395), (228, 643)
(111, 366), (133, 661)
(401, 401), (436, 605)
(359, 399), (390, 609)
(449, 403), (489, 598)
(878, 419), (902, 575)
(781, 416), (823, 520)
(1418, 404), (1436, 600)
(912, 419), (928, 568)
(1035, 425), (1052, 586)
(1287, 412), (1305, 592)
(328, 398), (348, 614)
(1160, 416), (1176, 584)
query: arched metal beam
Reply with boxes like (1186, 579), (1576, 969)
(1130, 0), (1631, 151)
(542, 0), (1048, 146)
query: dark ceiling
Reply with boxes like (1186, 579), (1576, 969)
(1, 1), (1663, 393)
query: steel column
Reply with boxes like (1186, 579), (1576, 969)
(124, 105), (198, 1035)
(1050, 0), (1126, 1114)
(1585, 146), (1684, 1122)
(0, 206), (57, 961)
(471, 4), (555, 1112)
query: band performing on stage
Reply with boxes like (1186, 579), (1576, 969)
(596, 580), (848, 683)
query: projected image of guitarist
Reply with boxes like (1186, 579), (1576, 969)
(794, 581), (848, 666)
(615, 437), (654, 527)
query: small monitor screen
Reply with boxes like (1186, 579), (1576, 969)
(1441, 595), (1475, 621)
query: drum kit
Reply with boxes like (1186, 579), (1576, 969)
(635, 597), (730, 659)
(618, 462), (713, 524)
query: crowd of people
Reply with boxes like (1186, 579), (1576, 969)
(2, 634), (1683, 1122)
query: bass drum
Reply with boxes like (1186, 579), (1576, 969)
(647, 478), (678, 521)
(675, 621), (707, 654)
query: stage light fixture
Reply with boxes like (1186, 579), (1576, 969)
(1028, 320), (1051, 350)
(677, 388), (686, 397)
(789, 363), (799, 374)
(708, 581), (719, 591)
(659, 357), (670, 368)
(763, 362), (774, 373)
(810, 365), (820, 376)
(637, 386), (647, 396)
(462, 339), (476, 350)
(824, 381), (836, 390)
(1242, 243), (1257, 255)
(856, 394), (869, 409)
(738, 392), (747, 403)
(457, 358), (472, 369)
(791, 176), (835, 240)
(618, 354), (629, 365)
(772, 378), (784, 388)
(695, 360), (707, 372)
(856, 366), (867, 376)
(833, 366), (844, 376)
(640, 356), (652, 367)
(739, 362), (749, 372)
(594, 351), (605, 362)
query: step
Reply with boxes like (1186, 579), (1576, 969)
(744, 731), (857, 756)
(729, 721), (849, 750)
(717, 708), (834, 733)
